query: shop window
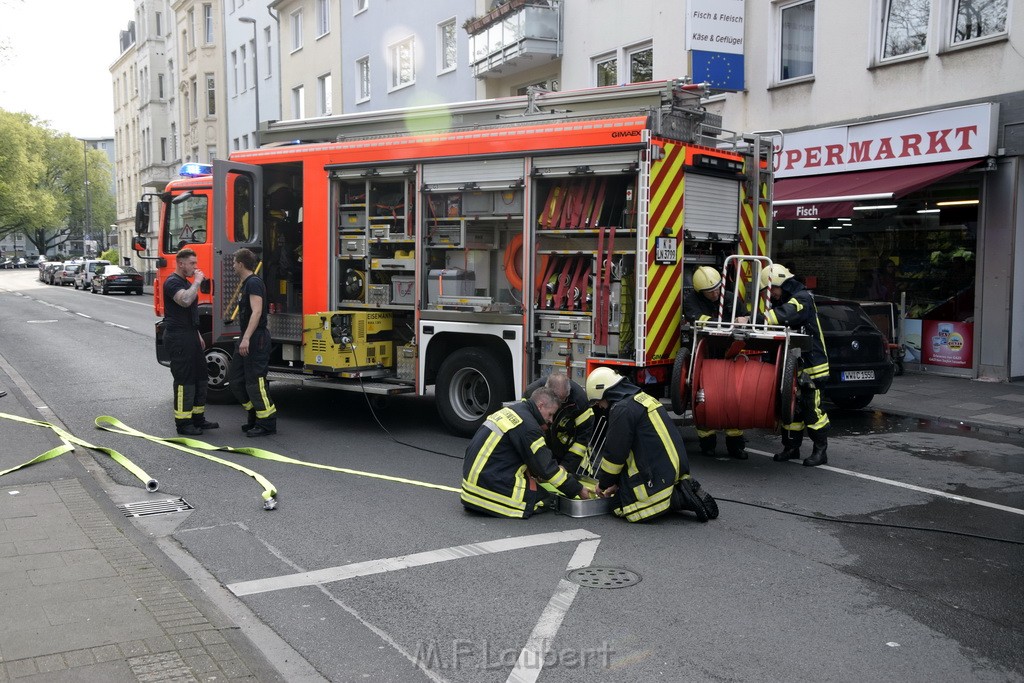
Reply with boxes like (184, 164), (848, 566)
(881, 0), (930, 60)
(777, 0), (815, 83)
(950, 0), (1008, 45)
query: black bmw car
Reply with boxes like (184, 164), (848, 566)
(814, 297), (896, 410)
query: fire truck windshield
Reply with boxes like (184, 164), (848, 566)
(165, 194), (209, 252)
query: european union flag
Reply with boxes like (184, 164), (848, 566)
(691, 50), (745, 91)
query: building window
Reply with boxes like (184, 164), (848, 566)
(203, 4), (213, 44)
(158, 73), (165, 99)
(355, 0), (368, 15)
(240, 45), (247, 91)
(292, 85), (305, 118)
(242, 133), (249, 149)
(231, 51), (238, 95)
(206, 73), (216, 116)
(155, 11), (162, 36)
(187, 8), (195, 49)
(264, 27), (273, 76)
(183, 91), (191, 124)
(356, 56), (370, 101)
(316, 0), (330, 37)
(190, 77), (198, 120)
(627, 45), (652, 83)
(161, 137), (167, 161)
(438, 19), (456, 73)
(778, 0), (815, 82)
(290, 9), (303, 51)
(882, 0), (930, 59)
(951, 0), (1008, 45)
(171, 123), (177, 158)
(207, 145), (216, 162)
(595, 55), (617, 86)
(318, 73), (333, 115)
(389, 36), (415, 90)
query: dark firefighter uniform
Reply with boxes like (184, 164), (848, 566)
(163, 272), (209, 432)
(596, 380), (699, 522)
(682, 285), (750, 458)
(763, 276), (830, 463)
(228, 272), (277, 433)
(462, 401), (583, 518)
(523, 376), (595, 473)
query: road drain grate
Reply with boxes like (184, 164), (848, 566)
(567, 567), (641, 589)
(117, 498), (194, 517)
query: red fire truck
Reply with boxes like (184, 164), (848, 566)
(140, 80), (772, 435)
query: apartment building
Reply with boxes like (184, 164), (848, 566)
(708, 0), (1023, 381)
(171, 0), (228, 164)
(271, 0), (343, 121)
(226, 0), (281, 149)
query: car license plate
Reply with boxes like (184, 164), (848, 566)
(841, 370), (875, 381)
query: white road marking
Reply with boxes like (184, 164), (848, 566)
(76, 312), (92, 318)
(227, 528), (600, 597)
(104, 322), (131, 330)
(508, 538), (602, 683)
(747, 448), (1024, 516)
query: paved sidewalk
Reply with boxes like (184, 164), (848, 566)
(0, 478), (283, 682)
(870, 371), (1024, 436)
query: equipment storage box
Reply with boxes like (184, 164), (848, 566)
(392, 276), (415, 305)
(303, 311), (394, 373)
(538, 359), (586, 386)
(427, 269), (475, 303)
(396, 344), (416, 380)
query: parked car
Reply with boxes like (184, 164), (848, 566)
(0, 258), (12, 269)
(815, 296), (896, 410)
(38, 261), (53, 281)
(54, 262), (81, 286)
(43, 262), (64, 284)
(91, 265), (144, 295)
(73, 259), (111, 290)
(14, 257), (27, 268)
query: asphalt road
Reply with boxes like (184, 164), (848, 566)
(2, 268), (1023, 682)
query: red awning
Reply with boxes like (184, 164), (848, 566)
(773, 159), (980, 221)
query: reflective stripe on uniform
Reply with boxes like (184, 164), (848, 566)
(466, 432), (502, 484)
(783, 421), (805, 431)
(614, 485), (674, 522)
(725, 428), (743, 437)
(174, 385), (190, 420)
(256, 378), (276, 418)
(600, 458), (624, 476)
(807, 388), (830, 430)
(575, 408), (593, 427)
(529, 436), (546, 454)
(568, 441), (588, 457)
(696, 428), (716, 438)
(634, 393), (680, 475)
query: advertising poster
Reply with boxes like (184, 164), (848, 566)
(921, 320), (973, 368)
(902, 318), (922, 364)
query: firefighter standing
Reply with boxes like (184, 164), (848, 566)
(462, 388), (591, 518)
(163, 248), (218, 436)
(586, 367), (718, 522)
(228, 248), (277, 437)
(523, 371), (595, 473)
(683, 265), (750, 459)
(760, 264), (830, 467)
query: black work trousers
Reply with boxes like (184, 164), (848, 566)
(228, 328), (276, 426)
(166, 329), (208, 425)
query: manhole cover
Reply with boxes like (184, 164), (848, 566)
(117, 498), (194, 518)
(566, 567), (641, 589)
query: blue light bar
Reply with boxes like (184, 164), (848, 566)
(178, 162), (213, 177)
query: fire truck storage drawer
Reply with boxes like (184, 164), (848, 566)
(427, 269), (474, 303)
(537, 315), (592, 337)
(392, 276), (415, 305)
(539, 359), (586, 386)
(538, 337), (591, 362)
(340, 237), (366, 257)
(339, 209), (365, 229)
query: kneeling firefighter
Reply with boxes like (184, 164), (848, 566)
(587, 367), (718, 522)
(461, 388), (591, 518)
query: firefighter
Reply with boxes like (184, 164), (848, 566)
(760, 264), (830, 467)
(586, 367), (718, 522)
(228, 248), (277, 437)
(683, 265), (750, 459)
(461, 388), (591, 518)
(162, 248), (218, 436)
(523, 371), (595, 473)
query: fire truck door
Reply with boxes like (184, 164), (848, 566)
(213, 159), (263, 342)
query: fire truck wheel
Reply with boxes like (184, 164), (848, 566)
(204, 345), (234, 403)
(436, 347), (510, 437)
(670, 347), (690, 415)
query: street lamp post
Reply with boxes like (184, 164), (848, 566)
(238, 17), (260, 147)
(83, 140), (92, 257)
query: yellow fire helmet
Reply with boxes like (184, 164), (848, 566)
(586, 366), (624, 402)
(759, 263), (794, 289)
(692, 266), (722, 292)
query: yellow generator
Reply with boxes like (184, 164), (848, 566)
(303, 311), (394, 374)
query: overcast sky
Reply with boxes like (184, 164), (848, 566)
(0, 0), (133, 138)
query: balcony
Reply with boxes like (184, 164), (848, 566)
(466, 0), (562, 79)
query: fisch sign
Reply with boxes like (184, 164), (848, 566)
(773, 103), (997, 178)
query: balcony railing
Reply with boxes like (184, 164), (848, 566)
(466, 0), (562, 79)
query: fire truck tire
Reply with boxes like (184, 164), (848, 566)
(204, 344), (234, 403)
(436, 347), (510, 436)
(670, 347), (690, 415)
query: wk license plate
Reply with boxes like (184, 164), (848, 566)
(842, 370), (875, 381)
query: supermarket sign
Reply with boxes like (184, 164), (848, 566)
(773, 103), (998, 178)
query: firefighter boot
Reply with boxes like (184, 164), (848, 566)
(689, 479), (719, 520)
(803, 428), (828, 467)
(773, 430), (803, 462)
(246, 418), (277, 438)
(241, 409), (257, 433)
(726, 434), (748, 460)
(192, 414), (219, 430)
(671, 479), (710, 522)
(698, 433), (717, 457)
(175, 419), (203, 436)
